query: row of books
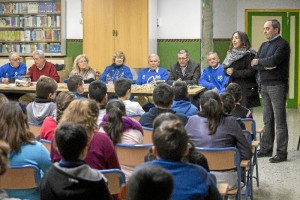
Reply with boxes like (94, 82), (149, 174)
(0, 2), (61, 14)
(0, 29), (61, 42)
(0, 43), (61, 54)
(0, 15), (60, 27)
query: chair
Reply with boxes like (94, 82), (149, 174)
(40, 139), (52, 152)
(195, 147), (252, 200)
(240, 118), (260, 187)
(100, 169), (126, 195)
(0, 165), (41, 189)
(28, 123), (42, 138)
(142, 126), (153, 144)
(128, 114), (142, 121)
(115, 143), (152, 168)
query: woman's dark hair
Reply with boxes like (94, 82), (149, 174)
(229, 31), (251, 50)
(102, 99), (126, 145)
(199, 91), (224, 135)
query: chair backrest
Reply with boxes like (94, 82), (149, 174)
(142, 126), (153, 144)
(129, 114), (141, 121)
(115, 143), (152, 168)
(40, 139), (52, 152)
(240, 118), (257, 140)
(0, 165), (41, 189)
(28, 124), (42, 138)
(100, 169), (126, 195)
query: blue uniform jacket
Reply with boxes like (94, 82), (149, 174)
(0, 62), (27, 82)
(100, 64), (133, 83)
(135, 67), (169, 85)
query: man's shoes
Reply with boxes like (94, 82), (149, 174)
(269, 155), (287, 163)
(257, 151), (272, 158)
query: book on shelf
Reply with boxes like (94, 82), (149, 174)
(28, 2), (38, 14)
(0, 17), (11, 27)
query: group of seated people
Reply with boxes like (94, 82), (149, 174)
(0, 48), (257, 200)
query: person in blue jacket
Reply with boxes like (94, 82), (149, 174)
(135, 53), (169, 85)
(199, 52), (229, 94)
(0, 52), (26, 84)
(100, 51), (133, 83)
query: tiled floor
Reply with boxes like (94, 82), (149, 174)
(251, 107), (300, 200)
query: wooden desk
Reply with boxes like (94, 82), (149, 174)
(0, 83), (205, 97)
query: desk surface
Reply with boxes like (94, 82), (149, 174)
(0, 83), (205, 96)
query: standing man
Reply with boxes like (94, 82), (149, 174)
(251, 19), (290, 163)
(0, 52), (26, 84)
(28, 50), (60, 82)
(167, 49), (200, 86)
(199, 52), (229, 94)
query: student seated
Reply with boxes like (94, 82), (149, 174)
(100, 99), (144, 145)
(67, 75), (85, 99)
(88, 81), (108, 124)
(225, 82), (253, 118)
(139, 83), (188, 128)
(40, 122), (112, 200)
(138, 113), (221, 200)
(27, 76), (57, 125)
(125, 165), (174, 200)
(171, 81), (198, 117)
(114, 78), (145, 116)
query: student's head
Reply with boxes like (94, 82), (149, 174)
(225, 82), (243, 103)
(9, 51), (21, 68)
(173, 81), (188, 99)
(126, 165), (174, 200)
(230, 31), (251, 50)
(0, 93), (9, 105)
(177, 49), (189, 67)
(0, 102), (35, 152)
(55, 122), (88, 161)
(112, 51), (126, 65)
(207, 52), (220, 68)
(0, 140), (10, 176)
(220, 92), (236, 114)
(67, 75), (84, 93)
(32, 50), (46, 68)
(59, 99), (99, 135)
(148, 54), (160, 70)
(88, 81), (107, 106)
(102, 99), (126, 145)
(114, 78), (132, 98)
(199, 91), (224, 135)
(152, 113), (188, 161)
(36, 77), (58, 99)
(73, 54), (89, 72)
(153, 84), (174, 108)
(56, 91), (76, 124)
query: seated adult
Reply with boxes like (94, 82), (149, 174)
(138, 113), (221, 200)
(139, 83), (188, 128)
(0, 52), (26, 84)
(135, 54), (169, 85)
(167, 49), (200, 86)
(69, 54), (96, 83)
(171, 81), (198, 117)
(185, 91), (252, 189)
(100, 51), (133, 84)
(199, 52), (229, 93)
(27, 50), (59, 83)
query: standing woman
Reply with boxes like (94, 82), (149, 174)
(69, 54), (96, 83)
(100, 51), (133, 84)
(223, 31), (260, 110)
(0, 102), (51, 200)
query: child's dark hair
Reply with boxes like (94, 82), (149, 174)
(114, 78), (132, 97)
(173, 81), (188, 99)
(88, 81), (107, 103)
(36, 77), (58, 98)
(55, 122), (88, 161)
(0, 140), (10, 175)
(153, 84), (174, 108)
(126, 165), (174, 200)
(56, 91), (76, 123)
(152, 113), (188, 161)
(225, 82), (242, 103)
(67, 75), (83, 92)
(220, 92), (235, 114)
(199, 91), (224, 135)
(102, 99), (126, 145)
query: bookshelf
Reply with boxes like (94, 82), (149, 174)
(0, 0), (66, 56)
